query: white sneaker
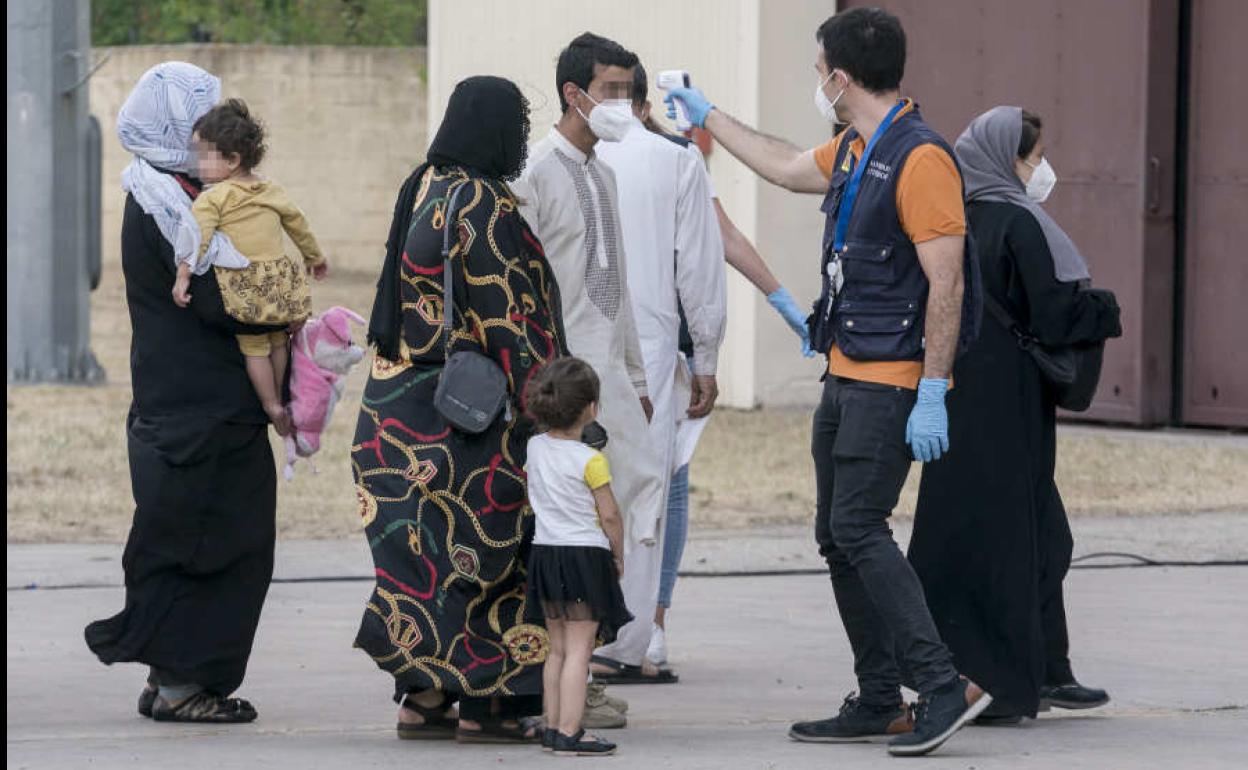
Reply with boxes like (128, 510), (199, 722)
(646, 623), (667, 665)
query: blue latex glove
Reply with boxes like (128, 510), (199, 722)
(663, 86), (715, 128)
(766, 287), (817, 358)
(906, 378), (950, 462)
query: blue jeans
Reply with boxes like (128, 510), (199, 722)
(657, 464), (690, 609)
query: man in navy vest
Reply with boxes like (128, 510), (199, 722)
(666, 7), (990, 758)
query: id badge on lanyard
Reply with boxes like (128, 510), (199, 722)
(830, 99), (907, 257)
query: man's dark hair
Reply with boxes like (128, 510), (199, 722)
(193, 98), (266, 169)
(816, 7), (906, 93)
(632, 62), (648, 106)
(1019, 110), (1043, 158)
(555, 31), (639, 113)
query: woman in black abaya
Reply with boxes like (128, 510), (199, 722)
(909, 107), (1122, 721)
(84, 62), (284, 723)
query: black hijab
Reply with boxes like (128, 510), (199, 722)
(368, 76), (531, 360)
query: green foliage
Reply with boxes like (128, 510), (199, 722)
(91, 0), (428, 46)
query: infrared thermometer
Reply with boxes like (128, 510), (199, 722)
(657, 70), (693, 131)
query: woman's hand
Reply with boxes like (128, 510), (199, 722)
(309, 260), (329, 280)
(171, 264), (193, 307)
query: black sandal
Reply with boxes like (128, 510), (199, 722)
(151, 691), (258, 723)
(138, 685), (158, 718)
(590, 654), (678, 685)
(455, 716), (542, 744)
(396, 695), (457, 740)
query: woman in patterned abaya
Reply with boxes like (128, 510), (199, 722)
(353, 76), (567, 743)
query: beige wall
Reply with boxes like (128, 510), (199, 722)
(91, 45), (428, 272)
(756, 1), (839, 406)
(428, 0), (835, 407)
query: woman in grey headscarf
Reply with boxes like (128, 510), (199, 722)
(908, 106), (1121, 723)
(84, 62), (284, 723)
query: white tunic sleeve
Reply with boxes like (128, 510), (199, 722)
(510, 168), (541, 236)
(675, 144), (727, 375)
(611, 198), (649, 398)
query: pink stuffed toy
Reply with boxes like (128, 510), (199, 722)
(284, 306), (366, 480)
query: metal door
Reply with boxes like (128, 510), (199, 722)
(1180, 0), (1248, 427)
(841, 0), (1179, 424)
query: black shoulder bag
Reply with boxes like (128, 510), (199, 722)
(983, 293), (1105, 412)
(432, 182), (510, 433)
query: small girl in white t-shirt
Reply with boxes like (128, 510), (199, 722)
(524, 356), (631, 757)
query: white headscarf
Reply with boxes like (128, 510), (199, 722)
(117, 61), (248, 273)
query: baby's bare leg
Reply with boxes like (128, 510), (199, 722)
(245, 356), (291, 436)
(269, 332), (289, 398)
(238, 333), (291, 436)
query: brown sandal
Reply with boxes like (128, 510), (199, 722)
(151, 692), (257, 723)
(455, 717), (542, 744)
(396, 696), (457, 740)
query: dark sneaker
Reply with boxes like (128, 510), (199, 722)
(887, 678), (992, 757)
(1039, 681), (1110, 710)
(553, 728), (617, 756)
(541, 727), (556, 752)
(789, 692), (913, 743)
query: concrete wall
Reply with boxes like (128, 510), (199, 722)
(428, 0), (834, 408)
(90, 45), (428, 273)
(755, 0), (841, 406)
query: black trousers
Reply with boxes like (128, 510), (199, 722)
(813, 377), (959, 706)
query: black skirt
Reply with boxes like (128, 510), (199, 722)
(526, 545), (633, 645)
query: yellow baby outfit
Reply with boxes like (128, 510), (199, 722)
(192, 179), (325, 356)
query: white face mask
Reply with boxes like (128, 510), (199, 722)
(577, 89), (633, 142)
(1024, 157), (1057, 203)
(815, 71), (847, 124)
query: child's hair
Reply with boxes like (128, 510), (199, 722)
(193, 98), (266, 169)
(526, 357), (600, 430)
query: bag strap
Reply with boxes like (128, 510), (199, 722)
(982, 292), (1036, 350)
(441, 180), (471, 359)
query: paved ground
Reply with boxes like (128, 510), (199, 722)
(7, 520), (1248, 769)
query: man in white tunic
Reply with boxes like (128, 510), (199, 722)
(591, 65), (727, 679)
(512, 35), (669, 682)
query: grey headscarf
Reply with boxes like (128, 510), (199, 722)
(955, 106), (1090, 282)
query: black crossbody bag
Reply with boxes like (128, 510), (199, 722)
(983, 293), (1105, 412)
(432, 182), (510, 433)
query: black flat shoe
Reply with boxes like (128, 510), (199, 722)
(973, 714), (1024, 726)
(553, 728), (617, 756)
(1039, 682), (1110, 710)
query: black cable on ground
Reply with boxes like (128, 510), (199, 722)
(9, 551), (1247, 591)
